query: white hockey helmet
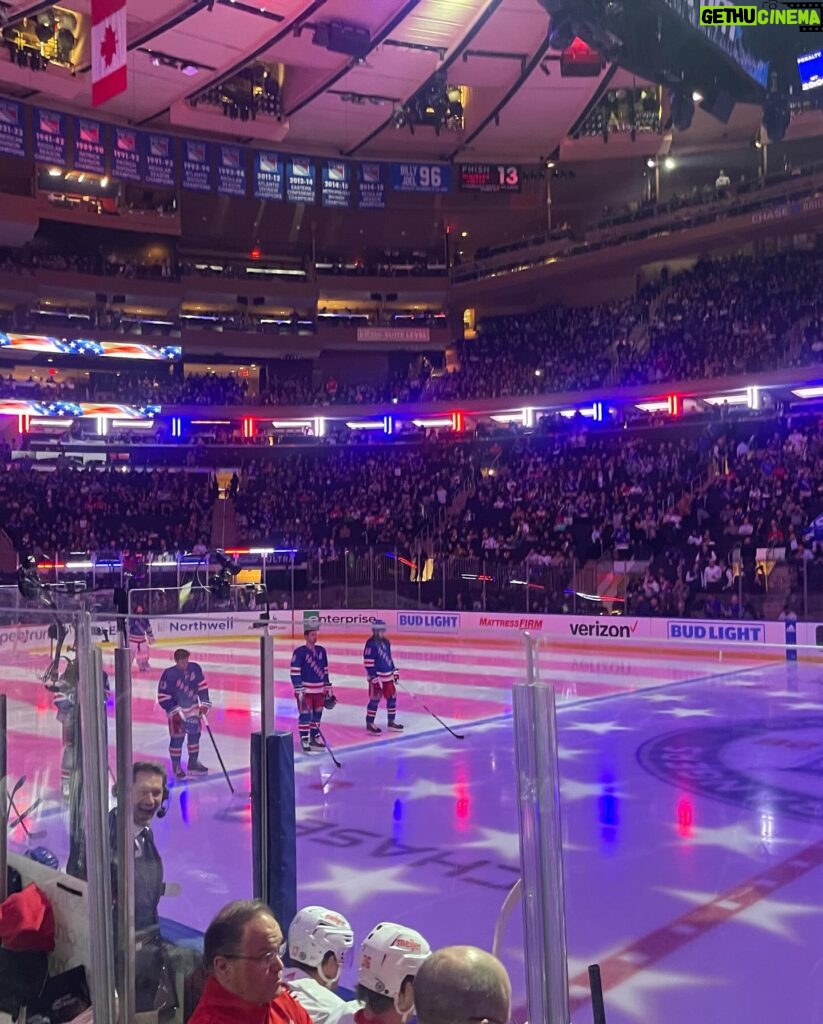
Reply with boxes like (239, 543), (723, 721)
(357, 922), (430, 999)
(288, 906), (353, 982)
(371, 618), (388, 634)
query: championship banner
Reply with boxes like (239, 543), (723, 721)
(285, 155), (315, 204)
(112, 126), (141, 182)
(33, 108), (66, 167)
(217, 145), (246, 197)
(91, 0), (127, 107)
(143, 132), (175, 188)
(73, 117), (106, 174)
(181, 139), (212, 193)
(0, 99), (25, 158)
(321, 160), (350, 208)
(253, 151), (284, 201)
(357, 162), (385, 209)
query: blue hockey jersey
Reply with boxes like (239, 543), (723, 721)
(363, 637), (396, 681)
(157, 662), (210, 716)
(128, 616), (154, 643)
(290, 644), (330, 694)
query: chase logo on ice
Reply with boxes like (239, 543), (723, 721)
(667, 621), (765, 644)
(397, 613), (460, 632)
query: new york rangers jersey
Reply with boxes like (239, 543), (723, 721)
(363, 637), (396, 681)
(290, 644), (330, 694)
(128, 616), (154, 643)
(157, 662), (210, 717)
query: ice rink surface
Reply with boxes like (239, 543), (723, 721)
(6, 628), (823, 1024)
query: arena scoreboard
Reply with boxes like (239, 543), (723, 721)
(458, 163), (521, 193)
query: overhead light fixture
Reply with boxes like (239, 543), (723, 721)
(646, 157), (655, 168)
(664, 156), (675, 170)
(691, 90), (703, 103)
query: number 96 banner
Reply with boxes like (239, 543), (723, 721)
(390, 162), (451, 193)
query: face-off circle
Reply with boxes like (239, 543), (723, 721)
(637, 715), (823, 822)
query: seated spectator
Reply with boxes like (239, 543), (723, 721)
(413, 946), (512, 1024)
(188, 900), (312, 1024)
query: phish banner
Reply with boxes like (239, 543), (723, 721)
(321, 160), (350, 208)
(0, 99), (25, 158)
(217, 145), (246, 197)
(285, 155), (315, 204)
(34, 108), (66, 167)
(73, 117), (106, 174)
(112, 126), (141, 182)
(357, 162), (385, 209)
(253, 151), (284, 201)
(181, 138), (212, 193)
(143, 132), (175, 188)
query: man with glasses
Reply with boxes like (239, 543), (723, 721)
(283, 905), (354, 1023)
(188, 899), (312, 1024)
(413, 946), (512, 1024)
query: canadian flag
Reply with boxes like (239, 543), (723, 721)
(91, 0), (127, 107)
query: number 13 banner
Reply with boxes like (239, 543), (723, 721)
(91, 0), (127, 107)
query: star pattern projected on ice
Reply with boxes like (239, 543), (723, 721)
(394, 778), (465, 801)
(396, 740), (463, 762)
(557, 746), (588, 762)
(300, 863), (428, 908)
(561, 777), (627, 803)
(100, 23), (118, 67)
(463, 825), (521, 862)
(669, 821), (797, 854)
(659, 706), (716, 719)
(642, 691), (687, 704)
(567, 719), (631, 736)
(595, 965), (720, 1021)
(660, 886), (823, 941)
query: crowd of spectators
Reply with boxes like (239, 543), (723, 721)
(6, 406), (823, 617)
(0, 462), (214, 556)
(617, 250), (823, 385)
(2, 244), (823, 412)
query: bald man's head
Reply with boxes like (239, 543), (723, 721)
(414, 946), (511, 1024)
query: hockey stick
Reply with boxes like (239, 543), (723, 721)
(205, 723), (235, 794)
(393, 679), (465, 740)
(314, 726), (342, 769)
(9, 797), (46, 839)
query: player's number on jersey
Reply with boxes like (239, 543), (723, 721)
(419, 166), (442, 189)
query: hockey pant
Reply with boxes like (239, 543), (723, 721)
(367, 674), (398, 727)
(296, 691), (325, 741)
(168, 712), (201, 766)
(130, 638), (151, 670)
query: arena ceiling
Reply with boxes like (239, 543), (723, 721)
(0, 0), (719, 164)
(0, 0), (816, 166)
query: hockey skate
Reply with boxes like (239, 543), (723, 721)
(387, 721), (405, 731)
(310, 735), (326, 749)
(187, 761), (209, 775)
(301, 737), (312, 754)
(172, 764), (186, 781)
(366, 722), (382, 734)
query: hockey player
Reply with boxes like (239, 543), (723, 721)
(328, 922), (430, 1024)
(290, 618), (335, 754)
(284, 905), (354, 1024)
(128, 604), (155, 671)
(363, 619), (403, 735)
(157, 648), (210, 780)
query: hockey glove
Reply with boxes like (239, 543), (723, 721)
(324, 691), (338, 710)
